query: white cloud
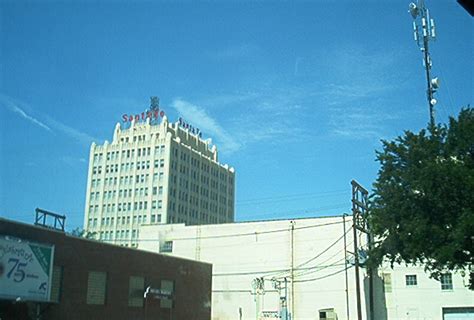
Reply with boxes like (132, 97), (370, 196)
(0, 94), (52, 132)
(44, 115), (97, 146)
(172, 98), (241, 153)
(0, 93), (97, 145)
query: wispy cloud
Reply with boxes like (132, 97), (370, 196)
(209, 43), (262, 60)
(44, 115), (97, 146)
(0, 94), (52, 132)
(60, 156), (87, 166)
(172, 98), (241, 153)
(310, 46), (410, 139)
(0, 94), (98, 145)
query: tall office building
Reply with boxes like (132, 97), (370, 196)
(83, 107), (235, 246)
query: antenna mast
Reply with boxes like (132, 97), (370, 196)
(408, 0), (440, 129)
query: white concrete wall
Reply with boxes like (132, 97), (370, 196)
(377, 264), (474, 320)
(138, 216), (474, 320)
(139, 216), (368, 320)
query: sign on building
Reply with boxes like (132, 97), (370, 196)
(260, 311), (281, 320)
(0, 236), (55, 302)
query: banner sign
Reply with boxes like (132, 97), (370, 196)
(144, 286), (173, 300)
(0, 237), (54, 302)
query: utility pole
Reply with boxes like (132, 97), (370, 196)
(252, 277), (265, 320)
(290, 221), (295, 320)
(343, 213), (350, 320)
(351, 180), (372, 320)
(408, 0), (440, 128)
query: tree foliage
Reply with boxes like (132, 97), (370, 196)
(369, 107), (474, 288)
(69, 227), (97, 239)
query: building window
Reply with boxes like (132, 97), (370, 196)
(382, 273), (392, 293)
(405, 274), (417, 287)
(441, 273), (453, 290)
(128, 276), (145, 307)
(86, 271), (107, 305)
(50, 265), (63, 303)
(161, 241), (173, 253)
(160, 280), (174, 309)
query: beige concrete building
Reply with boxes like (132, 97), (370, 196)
(83, 115), (235, 247)
(138, 216), (474, 320)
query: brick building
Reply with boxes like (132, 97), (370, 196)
(0, 218), (212, 320)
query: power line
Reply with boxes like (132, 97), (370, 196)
(265, 226), (352, 280)
(294, 226), (352, 269)
(293, 266), (352, 283)
(292, 239), (353, 278)
(237, 190), (347, 206)
(115, 219), (346, 242)
(212, 263), (347, 277)
(293, 257), (347, 279)
(238, 203), (348, 220)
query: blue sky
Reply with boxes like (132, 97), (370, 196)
(0, 0), (472, 231)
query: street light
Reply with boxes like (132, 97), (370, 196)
(408, 0), (440, 128)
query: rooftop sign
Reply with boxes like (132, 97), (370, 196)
(178, 117), (202, 138)
(122, 97), (166, 123)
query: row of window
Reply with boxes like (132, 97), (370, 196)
(52, 266), (172, 308)
(382, 273), (454, 292)
(93, 145), (166, 164)
(90, 172), (165, 189)
(85, 271), (174, 309)
(88, 213), (163, 229)
(92, 160), (165, 176)
(91, 188), (164, 203)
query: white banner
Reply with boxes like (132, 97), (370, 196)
(0, 236), (54, 302)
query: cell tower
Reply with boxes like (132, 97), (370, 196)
(408, 0), (440, 128)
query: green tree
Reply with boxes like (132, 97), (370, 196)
(369, 107), (474, 289)
(69, 227), (97, 239)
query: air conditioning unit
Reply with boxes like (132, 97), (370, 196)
(319, 308), (337, 320)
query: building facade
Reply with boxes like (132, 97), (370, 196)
(0, 218), (212, 320)
(137, 216), (474, 320)
(83, 114), (235, 246)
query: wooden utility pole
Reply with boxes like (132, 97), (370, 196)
(351, 180), (373, 320)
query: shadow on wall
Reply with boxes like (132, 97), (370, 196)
(364, 272), (388, 320)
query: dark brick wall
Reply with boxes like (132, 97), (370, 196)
(0, 218), (212, 320)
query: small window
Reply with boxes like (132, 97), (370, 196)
(405, 274), (417, 287)
(50, 266), (63, 303)
(128, 276), (145, 307)
(382, 273), (392, 293)
(161, 241), (173, 253)
(87, 271), (107, 305)
(160, 280), (174, 309)
(441, 273), (453, 290)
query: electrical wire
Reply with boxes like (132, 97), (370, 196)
(108, 219), (346, 242)
(293, 266), (352, 283)
(212, 263), (348, 277)
(294, 226), (352, 269)
(237, 190), (347, 206)
(264, 226), (352, 280)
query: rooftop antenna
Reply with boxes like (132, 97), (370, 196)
(150, 96), (160, 125)
(150, 96), (159, 110)
(408, 0), (439, 129)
